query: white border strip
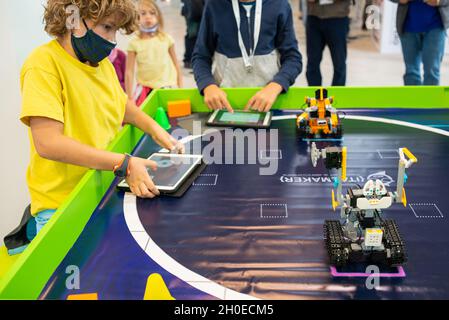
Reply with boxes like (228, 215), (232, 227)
(124, 193), (256, 300)
(124, 114), (448, 300)
(272, 114), (449, 137)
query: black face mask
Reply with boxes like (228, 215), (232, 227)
(71, 19), (117, 64)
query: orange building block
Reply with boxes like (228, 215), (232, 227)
(167, 100), (191, 118)
(67, 293), (99, 300)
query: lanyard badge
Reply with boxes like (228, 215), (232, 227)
(231, 0), (262, 73)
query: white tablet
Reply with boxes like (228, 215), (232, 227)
(117, 153), (203, 193)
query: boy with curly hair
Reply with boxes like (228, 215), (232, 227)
(7, 0), (184, 254)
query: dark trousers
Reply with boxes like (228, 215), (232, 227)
(184, 18), (200, 65)
(306, 16), (349, 86)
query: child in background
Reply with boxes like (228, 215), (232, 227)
(126, 0), (183, 106)
(109, 48), (127, 91)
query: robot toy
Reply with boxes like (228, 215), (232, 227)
(310, 143), (418, 267)
(297, 88), (343, 140)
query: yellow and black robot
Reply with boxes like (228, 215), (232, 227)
(296, 88), (343, 140)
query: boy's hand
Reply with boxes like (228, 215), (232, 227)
(245, 82), (283, 112)
(126, 157), (160, 199)
(151, 128), (185, 154)
(169, 136), (185, 154)
(204, 84), (234, 113)
(124, 98), (185, 154)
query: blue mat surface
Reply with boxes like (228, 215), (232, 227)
(40, 109), (449, 300)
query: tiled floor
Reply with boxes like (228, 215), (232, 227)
(118, 0), (449, 88)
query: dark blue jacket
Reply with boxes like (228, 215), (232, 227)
(192, 0), (303, 93)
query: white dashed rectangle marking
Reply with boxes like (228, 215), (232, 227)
(377, 149), (400, 160)
(260, 204), (288, 219)
(409, 203), (444, 219)
(259, 149), (282, 160)
(193, 174), (218, 186)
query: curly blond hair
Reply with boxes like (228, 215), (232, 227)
(44, 0), (138, 38)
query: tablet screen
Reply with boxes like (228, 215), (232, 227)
(147, 154), (201, 190)
(219, 111), (263, 124)
(207, 110), (271, 128)
(117, 153), (202, 192)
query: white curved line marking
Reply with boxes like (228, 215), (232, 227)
(123, 193), (256, 300)
(272, 114), (449, 137)
(124, 114), (448, 300)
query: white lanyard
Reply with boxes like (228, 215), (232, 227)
(231, 0), (262, 73)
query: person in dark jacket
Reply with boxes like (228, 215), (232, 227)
(305, 0), (352, 87)
(391, 0), (449, 85)
(192, 0), (302, 112)
(181, 0), (205, 69)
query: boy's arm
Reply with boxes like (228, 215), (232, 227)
(246, 1), (302, 112)
(191, 4), (217, 94)
(168, 44), (183, 88)
(123, 99), (185, 154)
(271, 1), (303, 93)
(245, 82), (283, 112)
(30, 116), (160, 198)
(191, 3), (233, 112)
(31, 117), (124, 171)
(125, 51), (137, 100)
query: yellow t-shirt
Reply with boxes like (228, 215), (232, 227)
(127, 33), (177, 89)
(20, 40), (127, 215)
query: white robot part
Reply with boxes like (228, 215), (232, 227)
(356, 196), (393, 210)
(310, 142), (325, 168)
(399, 148), (417, 169)
(309, 106), (318, 112)
(375, 179), (388, 196)
(363, 180), (375, 197)
(364, 228), (384, 247)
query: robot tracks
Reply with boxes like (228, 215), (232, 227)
(324, 220), (407, 267)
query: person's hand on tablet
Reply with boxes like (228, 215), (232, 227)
(245, 82), (283, 112)
(150, 125), (185, 155)
(204, 84), (234, 113)
(126, 157), (160, 199)
(169, 136), (185, 154)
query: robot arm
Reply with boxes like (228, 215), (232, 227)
(310, 142), (347, 210)
(395, 148), (418, 207)
(296, 112), (309, 126)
